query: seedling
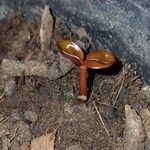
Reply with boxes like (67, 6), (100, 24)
(58, 40), (116, 101)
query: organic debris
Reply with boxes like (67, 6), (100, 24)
(30, 129), (57, 150)
(39, 5), (54, 61)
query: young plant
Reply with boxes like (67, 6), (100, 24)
(58, 40), (116, 101)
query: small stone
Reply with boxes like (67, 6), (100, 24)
(142, 85), (150, 98)
(64, 103), (73, 114)
(66, 144), (83, 150)
(75, 27), (88, 39)
(24, 111), (38, 123)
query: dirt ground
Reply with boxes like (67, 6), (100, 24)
(0, 12), (149, 150)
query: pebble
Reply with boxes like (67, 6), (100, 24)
(64, 103), (74, 114)
(24, 111), (38, 123)
(142, 85), (150, 98)
(75, 27), (88, 39)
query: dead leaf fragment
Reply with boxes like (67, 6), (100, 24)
(31, 129), (57, 150)
(40, 5), (54, 52)
(123, 105), (145, 150)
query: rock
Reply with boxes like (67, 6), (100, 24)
(141, 85), (150, 99)
(24, 111), (38, 123)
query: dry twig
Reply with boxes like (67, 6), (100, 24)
(110, 64), (129, 105)
(93, 101), (110, 136)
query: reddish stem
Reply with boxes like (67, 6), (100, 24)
(78, 65), (88, 101)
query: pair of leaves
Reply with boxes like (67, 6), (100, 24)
(58, 40), (116, 69)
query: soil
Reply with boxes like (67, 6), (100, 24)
(0, 12), (149, 150)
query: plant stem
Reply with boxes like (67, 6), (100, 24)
(78, 65), (88, 101)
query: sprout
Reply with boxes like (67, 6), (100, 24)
(58, 40), (116, 102)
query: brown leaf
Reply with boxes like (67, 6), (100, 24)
(84, 59), (114, 69)
(40, 5), (54, 51)
(85, 50), (116, 69)
(58, 40), (84, 65)
(30, 129), (57, 150)
(86, 50), (116, 64)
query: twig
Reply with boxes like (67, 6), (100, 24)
(0, 93), (6, 103)
(131, 75), (140, 82)
(93, 101), (110, 136)
(110, 64), (129, 105)
(96, 101), (119, 111)
(10, 127), (18, 143)
(24, 51), (34, 61)
(0, 116), (5, 122)
(112, 78), (125, 106)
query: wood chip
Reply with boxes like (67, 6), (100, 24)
(30, 129), (57, 150)
(140, 109), (150, 139)
(123, 105), (145, 150)
(40, 5), (54, 52)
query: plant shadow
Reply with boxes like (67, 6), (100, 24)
(87, 60), (122, 103)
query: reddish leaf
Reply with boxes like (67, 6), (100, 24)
(58, 40), (84, 65)
(86, 50), (116, 64)
(84, 59), (115, 69)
